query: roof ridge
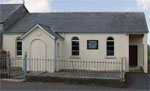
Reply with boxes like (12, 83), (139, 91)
(37, 23), (56, 33)
(0, 4), (23, 5)
(38, 23), (51, 28)
(28, 12), (144, 14)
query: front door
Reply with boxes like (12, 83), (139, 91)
(129, 45), (137, 66)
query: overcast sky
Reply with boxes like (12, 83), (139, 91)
(1, 0), (150, 44)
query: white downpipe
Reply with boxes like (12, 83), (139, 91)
(54, 38), (57, 72)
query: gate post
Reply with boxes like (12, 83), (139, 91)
(24, 51), (27, 79)
(7, 51), (11, 78)
(120, 58), (125, 82)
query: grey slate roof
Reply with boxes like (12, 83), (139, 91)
(38, 24), (63, 39)
(0, 4), (23, 22)
(6, 12), (148, 33)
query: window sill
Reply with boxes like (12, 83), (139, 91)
(105, 56), (116, 59)
(70, 56), (81, 59)
(15, 56), (22, 58)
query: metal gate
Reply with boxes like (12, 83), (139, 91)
(0, 52), (24, 79)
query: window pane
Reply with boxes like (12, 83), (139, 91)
(107, 40), (114, 56)
(17, 47), (22, 50)
(72, 41), (79, 45)
(107, 47), (114, 51)
(72, 47), (79, 50)
(107, 42), (114, 45)
(72, 51), (79, 55)
(72, 37), (79, 56)
(17, 51), (22, 55)
(107, 51), (114, 56)
(17, 42), (22, 45)
(72, 37), (79, 40)
(17, 40), (22, 56)
(107, 37), (114, 40)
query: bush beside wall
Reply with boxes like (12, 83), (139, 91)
(0, 51), (7, 69)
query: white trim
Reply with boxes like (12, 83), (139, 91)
(20, 24), (55, 40)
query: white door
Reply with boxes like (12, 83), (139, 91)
(31, 39), (46, 59)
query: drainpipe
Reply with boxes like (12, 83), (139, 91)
(54, 37), (57, 72)
(0, 23), (4, 54)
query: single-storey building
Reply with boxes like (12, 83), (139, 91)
(0, 4), (148, 73)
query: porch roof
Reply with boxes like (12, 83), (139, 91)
(20, 24), (63, 39)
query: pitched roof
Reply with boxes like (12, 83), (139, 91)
(0, 4), (23, 22)
(38, 24), (63, 39)
(6, 12), (148, 33)
(20, 24), (63, 39)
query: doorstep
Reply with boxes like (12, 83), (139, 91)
(129, 66), (143, 72)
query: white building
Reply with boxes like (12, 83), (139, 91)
(0, 4), (148, 73)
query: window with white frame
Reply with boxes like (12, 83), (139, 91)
(107, 37), (114, 56)
(16, 37), (22, 56)
(72, 37), (79, 56)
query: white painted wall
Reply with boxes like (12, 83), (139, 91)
(59, 33), (129, 71)
(3, 33), (22, 58)
(143, 34), (148, 73)
(22, 27), (55, 59)
(3, 32), (137, 72)
(22, 27), (55, 72)
(60, 33), (129, 60)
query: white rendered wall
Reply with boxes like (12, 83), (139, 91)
(59, 33), (129, 72)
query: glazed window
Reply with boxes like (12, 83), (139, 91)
(72, 37), (79, 56)
(107, 37), (114, 56)
(16, 37), (22, 56)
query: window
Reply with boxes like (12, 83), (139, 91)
(72, 37), (79, 56)
(107, 37), (114, 56)
(16, 37), (22, 56)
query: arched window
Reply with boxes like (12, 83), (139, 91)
(16, 37), (22, 56)
(72, 37), (79, 56)
(107, 37), (114, 56)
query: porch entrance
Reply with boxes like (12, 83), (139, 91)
(129, 45), (137, 66)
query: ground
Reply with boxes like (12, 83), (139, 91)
(0, 72), (149, 91)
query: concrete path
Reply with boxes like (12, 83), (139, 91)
(125, 72), (150, 90)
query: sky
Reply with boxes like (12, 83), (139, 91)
(0, 0), (150, 44)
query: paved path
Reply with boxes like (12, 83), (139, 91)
(125, 72), (150, 90)
(0, 72), (149, 91)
